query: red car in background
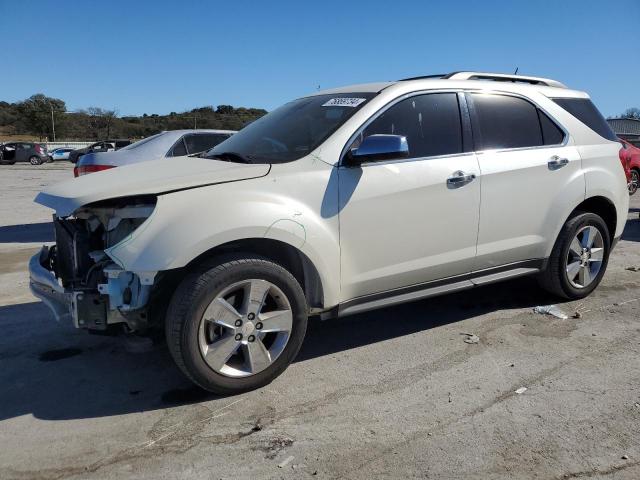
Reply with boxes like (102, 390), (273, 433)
(620, 139), (639, 195)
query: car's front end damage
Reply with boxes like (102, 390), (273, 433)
(29, 196), (158, 332)
(28, 156), (274, 332)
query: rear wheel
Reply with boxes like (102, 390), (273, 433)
(166, 255), (308, 394)
(539, 212), (610, 299)
(29, 156), (42, 165)
(630, 170), (639, 196)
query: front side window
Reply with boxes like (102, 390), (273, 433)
(205, 93), (376, 164)
(354, 93), (463, 159)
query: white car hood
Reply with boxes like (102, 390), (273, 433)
(35, 157), (271, 216)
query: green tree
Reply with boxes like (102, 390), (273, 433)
(621, 107), (640, 120)
(15, 94), (66, 139)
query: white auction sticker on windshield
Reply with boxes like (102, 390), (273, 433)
(322, 98), (367, 107)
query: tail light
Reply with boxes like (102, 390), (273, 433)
(619, 142), (631, 182)
(74, 164), (116, 177)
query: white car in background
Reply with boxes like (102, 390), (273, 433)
(30, 72), (628, 394)
(48, 147), (75, 162)
(74, 129), (235, 176)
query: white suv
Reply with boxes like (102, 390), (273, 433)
(30, 72), (629, 393)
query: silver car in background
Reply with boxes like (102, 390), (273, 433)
(74, 129), (236, 176)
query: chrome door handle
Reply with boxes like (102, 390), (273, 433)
(447, 170), (476, 188)
(548, 155), (569, 170)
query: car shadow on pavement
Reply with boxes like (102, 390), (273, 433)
(0, 276), (559, 421)
(0, 222), (54, 243)
(622, 210), (640, 242)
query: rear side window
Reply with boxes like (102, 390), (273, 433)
(469, 94), (543, 150)
(184, 134), (230, 155)
(551, 98), (617, 141)
(359, 92), (463, 159)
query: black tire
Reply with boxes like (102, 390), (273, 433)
(29, 156), (42, 165)
(630, 169), (639, 196)
(165, 255), (308, 395)
(539, 212), (610, 299)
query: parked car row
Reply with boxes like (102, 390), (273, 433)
(74, 130), (235, 176)
(1, 130), (236, 173)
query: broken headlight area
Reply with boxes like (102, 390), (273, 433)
(39, 195), (158, 331)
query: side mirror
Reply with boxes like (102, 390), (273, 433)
(346, 134), (409, 165)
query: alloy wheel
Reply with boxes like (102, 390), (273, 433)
(630, 170), (639, 196)
(198, 279), (293, 377)
(565, 225), (605, 289)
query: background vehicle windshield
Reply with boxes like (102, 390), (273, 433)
(205, 93), (376, 163)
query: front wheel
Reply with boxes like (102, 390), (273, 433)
(29, 156), (42, 165)
(166, 255), (308, 394)
(539, 212), (610, 299)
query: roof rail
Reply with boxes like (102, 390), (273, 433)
(444, 71), (567, 89)
(398, 74), (447, 81)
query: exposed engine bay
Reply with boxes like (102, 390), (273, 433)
(38, 196), (158, 331)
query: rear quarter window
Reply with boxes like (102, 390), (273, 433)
(551, 98), (617, 142)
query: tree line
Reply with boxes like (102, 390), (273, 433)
(0, 94), (268, 141)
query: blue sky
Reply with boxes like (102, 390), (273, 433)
(1, 0), (638, 116)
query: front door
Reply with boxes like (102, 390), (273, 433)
(338, 92), (481, 300)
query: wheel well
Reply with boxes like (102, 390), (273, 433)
(573, 196), (617, 240)
(187, 238), (325, 309)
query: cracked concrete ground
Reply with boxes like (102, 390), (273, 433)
(0, 163), (639, 479)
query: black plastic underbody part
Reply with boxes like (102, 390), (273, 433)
(76, 293), (108, 329)
(53, 218), (95, 286)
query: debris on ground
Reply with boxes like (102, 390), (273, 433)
(625, 267), (639, 272)
(572, 311), (582, 319)
(462, 333), (480, 344)
(448, 392), (452, 403)
(622, 454), (629, 460)
(278, 455), (295, 468)
(533, 305), (569, 320)
(515, 387), (528, 394)
(254, 434), (294, 459)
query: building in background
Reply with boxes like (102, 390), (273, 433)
(607, 118), (640, 147)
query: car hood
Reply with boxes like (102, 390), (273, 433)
(35, 157), (271, 216)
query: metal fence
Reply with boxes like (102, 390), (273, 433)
(44, 141), (93, 150)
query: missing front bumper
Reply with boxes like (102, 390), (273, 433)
(28, 250), (73, 324)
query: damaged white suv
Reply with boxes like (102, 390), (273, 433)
(31, 72), (628, 394)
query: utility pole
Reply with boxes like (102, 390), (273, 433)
(194, 115), (197, 129)
(50, 105), (56, 142)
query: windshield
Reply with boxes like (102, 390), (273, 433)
(204, 93), (376, 163)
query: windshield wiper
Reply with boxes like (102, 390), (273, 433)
(207, 151), (252, 164)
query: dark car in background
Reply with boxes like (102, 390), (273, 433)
(0, 142), (49, 165)
(68, 139), (131, 164)
(74, 129), (234, 176)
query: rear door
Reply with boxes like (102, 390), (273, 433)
(467, 92), (583, 270)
